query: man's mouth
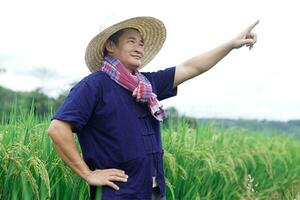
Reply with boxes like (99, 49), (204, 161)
(132, 55), (142, 60)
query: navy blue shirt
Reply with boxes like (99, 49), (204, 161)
(53, 67), (178, 200)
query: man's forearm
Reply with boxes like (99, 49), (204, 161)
(48, 120), (129, 189)
(183, 41), (233, 75)
(174, 41), (233, 87)
(48, 120), (91, 180)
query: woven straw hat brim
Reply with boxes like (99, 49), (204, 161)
(85, 16), (166, 72)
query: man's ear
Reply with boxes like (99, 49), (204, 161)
(105, 40), (115, 54)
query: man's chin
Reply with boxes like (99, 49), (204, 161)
(130, 62), (142, 69)
(125, 63), (142, 73)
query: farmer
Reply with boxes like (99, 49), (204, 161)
(48, 16), (258, 200)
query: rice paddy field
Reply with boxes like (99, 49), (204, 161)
(1, 107), (300, 200)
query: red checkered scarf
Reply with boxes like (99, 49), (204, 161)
(100, 55), (166, 121)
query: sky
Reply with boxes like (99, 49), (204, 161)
(0, 0), (299, 121)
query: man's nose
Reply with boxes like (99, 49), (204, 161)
(135, 46), (144, 57)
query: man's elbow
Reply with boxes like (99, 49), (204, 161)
(48, 121), (59, 140)
(48, 120), (73, 140)
(48, 120), (65, 138)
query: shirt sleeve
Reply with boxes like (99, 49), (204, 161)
(52, 80), (99, 133)
(147, 66), (178, 101)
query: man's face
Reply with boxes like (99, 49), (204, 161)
(107, 29), (144, 72)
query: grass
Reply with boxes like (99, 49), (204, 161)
(0, 106), (89, 200)
(0, 107), (300, 199)
(162, 118), (300, 199)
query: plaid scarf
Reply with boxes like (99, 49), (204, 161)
(100, 55), (166, 121)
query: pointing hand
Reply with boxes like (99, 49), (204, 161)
(231, 20), (259, 50)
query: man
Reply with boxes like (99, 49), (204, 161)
(48, 16), (258, 200)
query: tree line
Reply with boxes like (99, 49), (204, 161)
(0, 86), (66, 118)
(1, 85), (299, 137)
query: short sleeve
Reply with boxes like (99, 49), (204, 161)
(52, 80), (99, 133)
(147, 66), (178, 101)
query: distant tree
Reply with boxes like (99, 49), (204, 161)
(0, 85), (60, 118)
(288, 120), (300, 126)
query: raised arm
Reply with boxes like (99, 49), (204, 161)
(173, 20), (259, 88)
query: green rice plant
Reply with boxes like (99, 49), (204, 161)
(162, 117), (300, 200)
(1, 106), (300, 199)
(0, 105), (89, 200)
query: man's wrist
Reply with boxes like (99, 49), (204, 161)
(81, 169), (92, 181)
(227, 39), (235, 50)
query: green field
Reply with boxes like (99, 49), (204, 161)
(1, 108), (300, 200)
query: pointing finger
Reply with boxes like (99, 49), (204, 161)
(246, 20), (259, 33)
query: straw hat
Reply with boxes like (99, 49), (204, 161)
(85, 16), (166, 72)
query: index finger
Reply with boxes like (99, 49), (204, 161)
(109, 168), (126, 174)
(246, 20), (259, 32)
(109, 169), (129, 177)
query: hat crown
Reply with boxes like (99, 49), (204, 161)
(98, 14), (130, 32)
